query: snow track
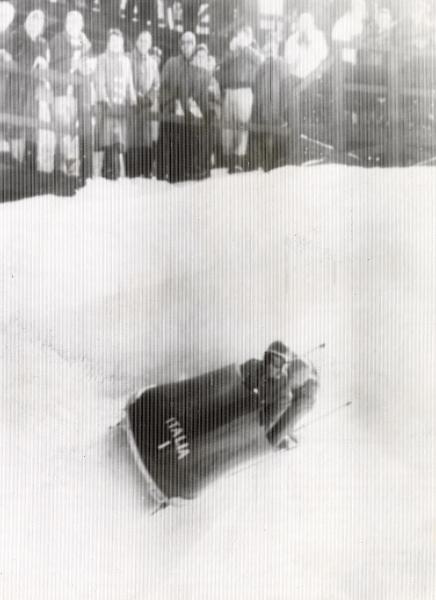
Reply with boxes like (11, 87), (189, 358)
(0, 168), (435, 599)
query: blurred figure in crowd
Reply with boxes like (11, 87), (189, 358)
(250, 35), (290, 172)
(359, 5), (395, 74)
(331, 0), (367, 89)
(375, 5), (395, 35)
(159, 31), (211, 182)
(12, 9), (53, 174)
(217, 25), (263, 173)
(126, 30), (160, 178)
(191, 44), (220, 121)
(394, 0), (436, 55)
(95, 28), (136, 180)
(0, 1), (16, 156)
(331, 0), (367, 46)
(183, 39), (214, 180)
(191, 42), (221, 172)
(191, 42), (209, 70)
(284, 12), (329, 79)
(149, 46), (163, 70)
(50, 10), (92, 180)
(394, 1), (436, 164)
(282, 13), (329, 163)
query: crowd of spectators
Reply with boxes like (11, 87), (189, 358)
(1, 1), (436, 198)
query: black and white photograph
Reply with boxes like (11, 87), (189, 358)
(0, 1), (435, 599)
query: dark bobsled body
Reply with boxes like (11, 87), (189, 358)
(123, 364), (273, 506)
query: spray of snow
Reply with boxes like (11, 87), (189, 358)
(0, 167), (434, 599)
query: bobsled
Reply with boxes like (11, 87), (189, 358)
(122, 364), (283, 509)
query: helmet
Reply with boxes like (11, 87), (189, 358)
(265, 341), (292, 363)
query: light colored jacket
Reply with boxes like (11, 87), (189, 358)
(94, 51), (136, 150)
(95, 51), (136, 107)
(284, 30), (329, 79)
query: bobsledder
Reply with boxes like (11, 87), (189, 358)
(121, 341), (320, 509)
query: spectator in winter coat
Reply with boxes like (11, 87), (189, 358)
(11, 10), (53, 172)
(357, 7), (395, 84)
(250, 36), (291, 172)
(126, 30), (160, 178)
(217, 26), (263, 173)
(95, 29), (136, 180)
(49, 10), (92, 178)
(13, 10), (49, 74)
(191, 43), (221, 170)
(240, 341), (318, 450)
(191, 44), (221, 120)
(158, 31), (211, 182)
(0, 1), (16, 154)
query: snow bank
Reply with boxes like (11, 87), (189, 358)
(0, 167), (435, 599)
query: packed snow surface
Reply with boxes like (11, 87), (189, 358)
(0, 167), (435, 599)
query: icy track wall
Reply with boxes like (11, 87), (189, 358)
(0, 169), (349, 398)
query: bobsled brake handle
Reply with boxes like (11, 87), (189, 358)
(302, 342), (326, 358)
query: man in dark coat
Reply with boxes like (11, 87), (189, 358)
(240, 341), (319, 450)
(250, 36), (291, 172)
(159, 31), (211, 183)
(190, 43), (219, 177)
(126, 30), (160, 178)
(216, 26), (263, 173)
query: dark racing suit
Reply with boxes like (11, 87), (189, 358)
(240, 356), (318, 447)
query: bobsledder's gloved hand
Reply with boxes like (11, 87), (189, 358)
(277, 437), (291, 450)
(276, 434), (298, 451)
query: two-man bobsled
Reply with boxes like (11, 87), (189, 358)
(122, 341), (319, 508)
